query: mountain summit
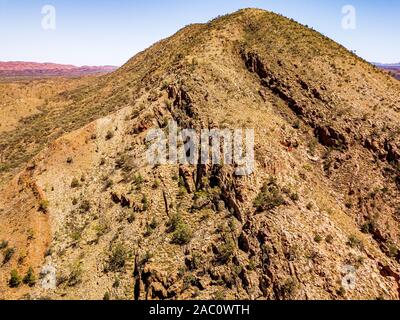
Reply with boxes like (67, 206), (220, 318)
(0, 8), (399, 300)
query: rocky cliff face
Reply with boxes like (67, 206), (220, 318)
(0, 9), (399, 300)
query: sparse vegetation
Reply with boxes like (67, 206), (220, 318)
(95, 220), (110, 237)
(149, 217), (158, 230)
(215, 239), (235, 264)
(3, 247), (15, 264)
(0, 240), (8, 250)
(361, 220), (375, 234)
(141, 194), (149, 211)
(140, 251), (154, 266)
(70, 178), (80, 188)
(23, 267), (36, 287)
(167, 213), (183, 233)
(290, 192), (299, 202)
(103, 178), (114, 190)
(314, 235), (323, 243)
(68, 262), (83, 287)
(79, 200), (91, 213)
(108, 243), (128, 272)
(152, 179), (160, 189)
(308, 138), (318, 155)
(254, 177), (286, 212)
(347, 235), (363, 249)
(325, 235), (334, 244)
(39, 199), (49, 213)
(9, 270), (22, 288)
(171, 222), (193, 245)
(105, 130), (114, 140)
(134, 174), (144, 186)
(387, 243), (399, 258)
(337, 286), (346, 297)
(281, 279), (298, 298)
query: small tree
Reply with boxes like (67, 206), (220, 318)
(9, 270), (22, 288)
(3, 247), (15, 264)
(23, 267), (36, 287)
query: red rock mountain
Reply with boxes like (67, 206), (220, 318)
(0, 61), (118, 78)
(374, 63), (400, 80)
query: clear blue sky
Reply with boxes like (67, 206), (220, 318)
(0, 0), (398, 66)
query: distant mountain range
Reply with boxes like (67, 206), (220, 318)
(374, 63), (400, 80)
(0, 61), (118, 78)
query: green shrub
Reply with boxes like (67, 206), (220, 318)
(0, 240), (8, 250)
(144, 224), (153, 237)
(140, 251), (154, 266)
(215, 240), (234, 264)
(337, 286), (346, 297)
(70, 229), (82, 242)
(254, 179), (286, 211)
(290, 193), (299, 201)
(314, 235), (323, 243)
(103, 292), (111, 300)
(308, 138), (318, 155)
(149, 217), (158, 230)
(103, 178), (113, 190)
(161, 81), (169, 90)
(79, 200), (91, 213)
(141, 194), (149, 211)
(113, 277), (120, 288)
(347, 235), (363, 249)
(3, 247), (15, 264)
(133, 174), (144, 186)
(281, 279), (298, 298)
(23, 267), (36, 287)
(9, 270), (22, 288)
(70, 178), (80, 188)
(167, 213), (183, 233)
(39, 200), (49, 213)
(68, 262), (83, 287)
(108, 244), (128, 272)
(325, 235), (334, 244)
(95, 221), (110, 237)
(152, 180), (160, 189)
(388, 243), (399, 258)
(105, 130), (114, 140)
(361, 220), (375, 234)
(127, 213), (135, 224)
(171, 223), (193, 245)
